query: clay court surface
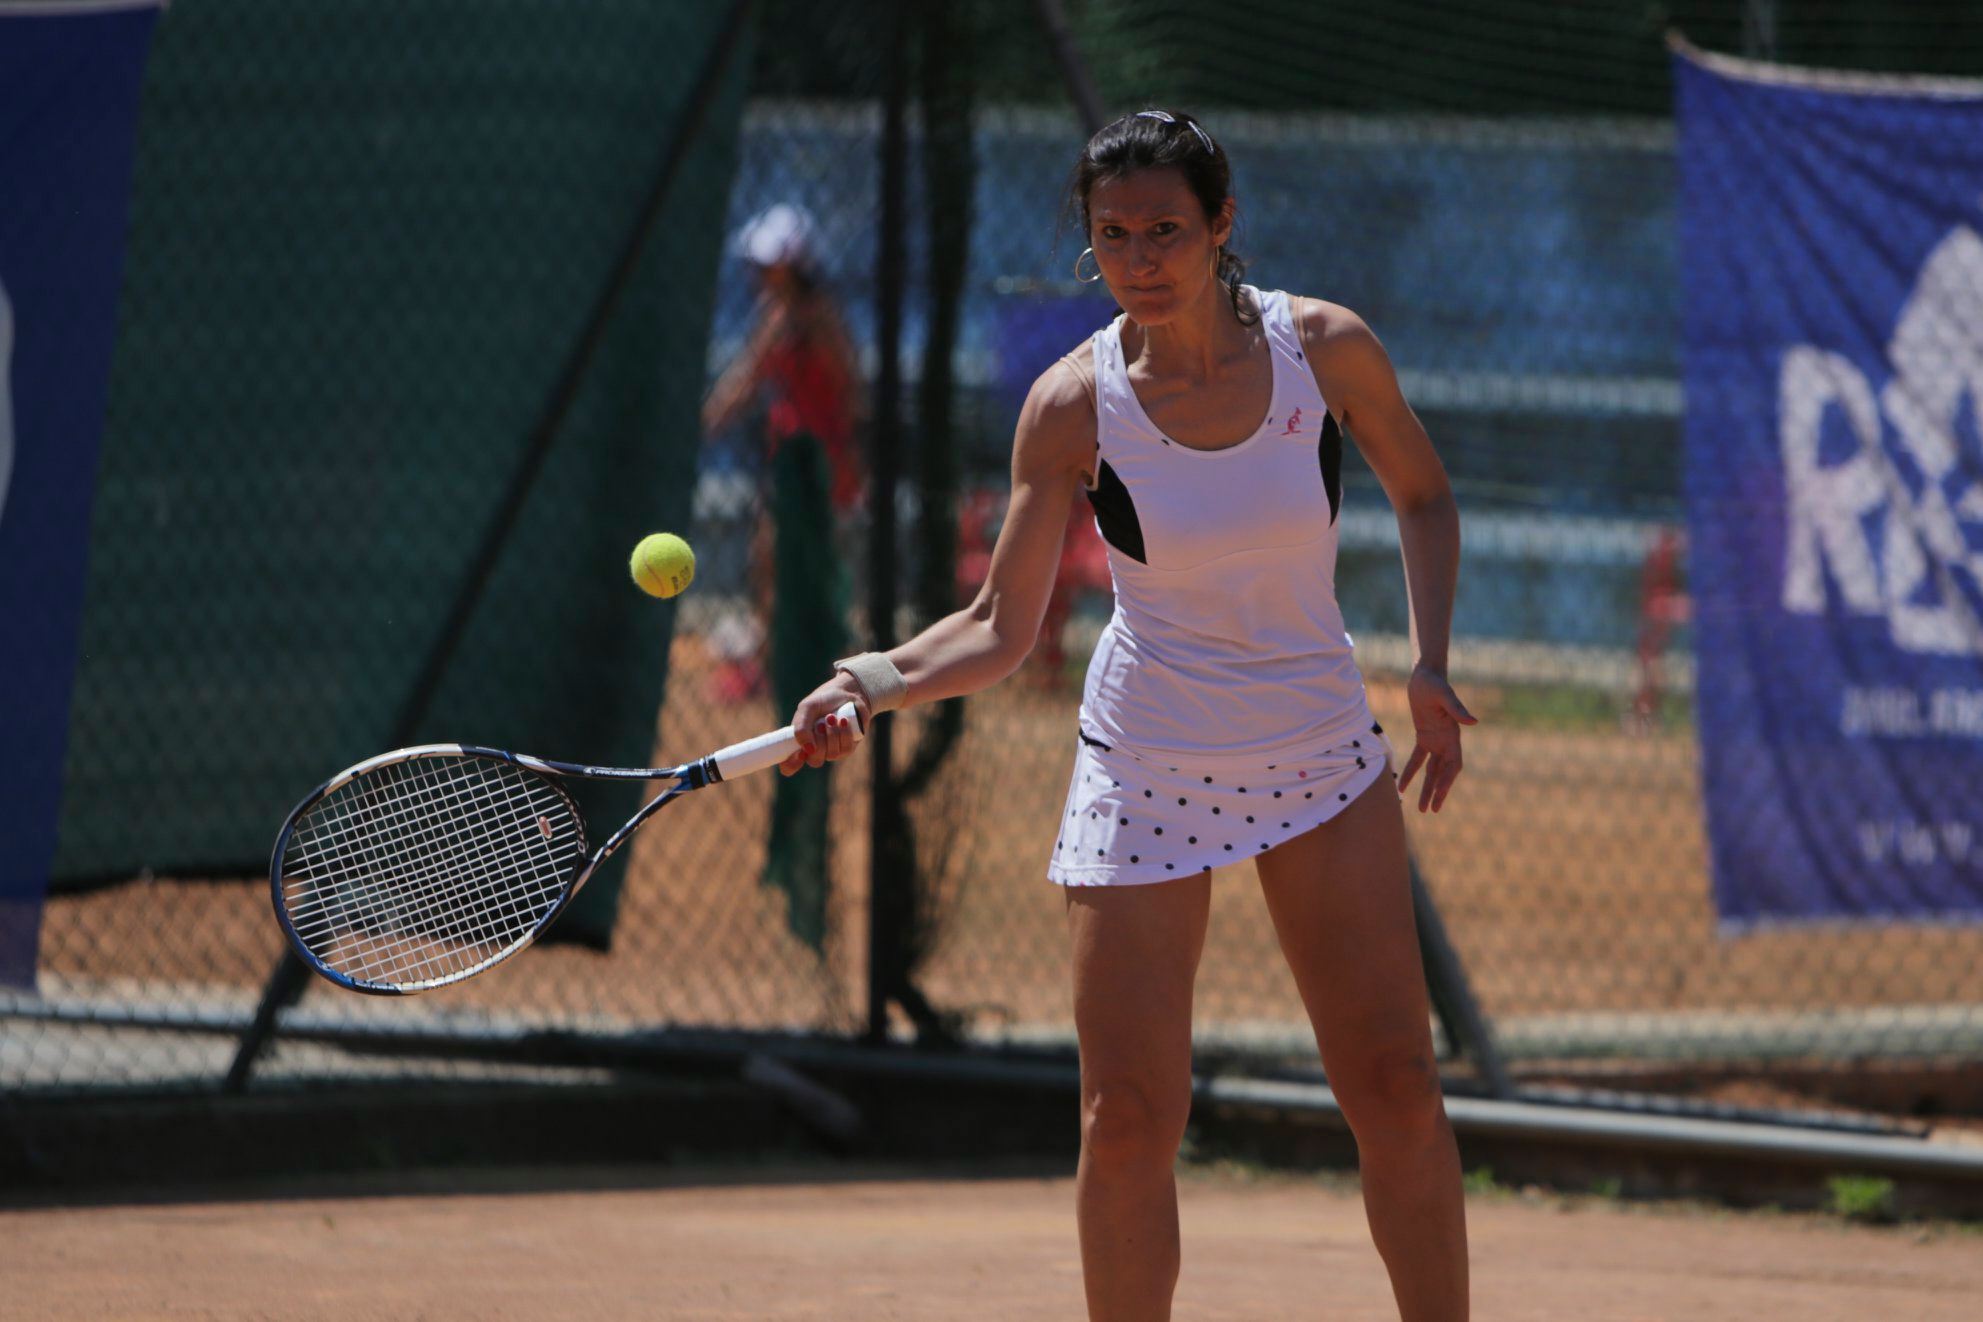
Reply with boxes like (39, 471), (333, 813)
(6, 1163), (1981, 1320)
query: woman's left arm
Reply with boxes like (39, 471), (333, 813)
(1299, 298), (1477, 813)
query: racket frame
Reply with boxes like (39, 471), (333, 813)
(270, 702), (859, 995)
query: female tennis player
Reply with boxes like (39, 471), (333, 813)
(785, 109), (1473, 1322)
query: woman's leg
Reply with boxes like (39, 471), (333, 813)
(1253, 778), (1469, 1322)
(1065, 871), (1211, 1322)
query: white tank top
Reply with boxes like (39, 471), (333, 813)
(1077, 287), (1371, 765)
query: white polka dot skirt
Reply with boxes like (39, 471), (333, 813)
(1046, 721), (1396, 887)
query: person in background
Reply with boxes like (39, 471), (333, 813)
(700, 203), (865, 950)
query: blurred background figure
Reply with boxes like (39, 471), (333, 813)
(700, 202), (865, 947)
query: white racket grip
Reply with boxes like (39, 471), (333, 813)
(710, 700), (864, 781)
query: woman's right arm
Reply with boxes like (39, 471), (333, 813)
(780, 357), (1096, 771)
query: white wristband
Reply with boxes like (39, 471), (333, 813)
(832, 652), (910, 714)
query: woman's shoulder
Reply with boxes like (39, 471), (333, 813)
(1028, 341), (1100, 427)
(1011, 342), (1101, 474)
(1282, 295), (1400, 411)
(1280, 293), (1376, 347)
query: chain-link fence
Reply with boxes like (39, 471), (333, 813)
(8, 0), (1982, 1148)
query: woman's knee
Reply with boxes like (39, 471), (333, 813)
(1331, 1045), (1448, 1144)
(1081, 1076), (1190, 1170)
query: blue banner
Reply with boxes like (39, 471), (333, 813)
(0, 2), (160, 986)
(1676, 44), (1983, 928)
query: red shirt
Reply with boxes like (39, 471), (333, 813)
(762, 334), (861, 512)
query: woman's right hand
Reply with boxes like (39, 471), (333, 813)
(779, 672), (871, 776)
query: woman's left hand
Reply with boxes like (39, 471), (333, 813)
(1397, 664), (1477, 814)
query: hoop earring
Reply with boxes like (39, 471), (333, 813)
(1073, 247), (1102, 285)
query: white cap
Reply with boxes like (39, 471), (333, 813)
(733, 203), (820, 271)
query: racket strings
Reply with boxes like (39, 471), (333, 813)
(289, 764), (577, 983)
(297, 765), (575, 979)
(281, 756), (585, 988)
(293, 771), (553, 956)
(289, 771), (559, 981)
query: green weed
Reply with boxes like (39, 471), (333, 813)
(1826, 1175), (1899, 1224)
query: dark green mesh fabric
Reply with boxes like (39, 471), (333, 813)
(763, 433), (848, 951)
(52, 1), (750, 950)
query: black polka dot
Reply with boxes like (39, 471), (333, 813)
(1144, 790), (1153, 798)
(1238, 787), (1247, 794)
(1188, 836), (1198, 844)
(1113, 780), (1121, 788)
(1267, 765), (1277, 770)
(1352, 740), (1361, 748)
(1203, 776), (1213, 784)
(1224, 844), (1234, 851)
(1281, 822), (1290, 829)
(1260, 843), (1268, 850)
(1373, 723), (1384, 734)
(1245, 816), (1254, 823)
(1130, 855), (1139, 863)
(1305, 792), (1313, 799)
(1356, 758), (1366, 769)
(1091, 811), (1098, 819)
(1165, 863), (1175, 870)
(1211, 807), (1221, 815)
(1339, 793), (1349, 801)
(1178, 798), (1188, 806)
(1273, 791), (1283, 798)
(1122, 817), (1130, 826)
(1153, 827), (1163, 835)
(1098, 849), (1105, 857)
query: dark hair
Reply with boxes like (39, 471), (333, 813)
(1065, 108), (1253, 325)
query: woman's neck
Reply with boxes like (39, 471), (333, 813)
(1127, 280), (1247, 380)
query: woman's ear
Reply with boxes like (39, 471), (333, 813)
(1211, 196), (1236, 250)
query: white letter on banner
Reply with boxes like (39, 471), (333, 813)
(1878, 225), (1983, 658)
(1780, 346), (1886, 616)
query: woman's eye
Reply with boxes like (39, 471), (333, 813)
(1152, 223), (1179, 236)
(1100, 227), (1126, 240)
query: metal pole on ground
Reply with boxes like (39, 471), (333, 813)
(1411, 860), (1513, 1098)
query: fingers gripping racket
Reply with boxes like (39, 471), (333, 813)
(271, 701), (862, 995)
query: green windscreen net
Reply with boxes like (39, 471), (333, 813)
(52, 0), (750, 946)
(763, 433), (848, 950)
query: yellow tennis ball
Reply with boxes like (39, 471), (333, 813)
(630, 532), (695, 599)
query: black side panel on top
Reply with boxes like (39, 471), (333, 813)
(1319, 412), (1343, 526)
(1085, 458), (1146, 564)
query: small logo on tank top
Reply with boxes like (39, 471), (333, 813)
(1280, 407), (1305, 436)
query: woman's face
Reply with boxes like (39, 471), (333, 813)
(755, 261), (798, 297)
(1086, 167), (1233, 327)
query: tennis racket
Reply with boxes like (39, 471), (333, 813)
(271, 700), (862, 995)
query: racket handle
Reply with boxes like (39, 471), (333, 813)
(709, 699), (864, 782)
